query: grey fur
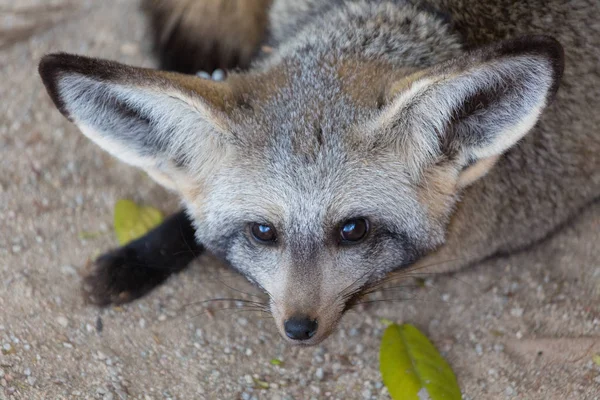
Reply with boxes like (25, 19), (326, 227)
(39, 0), (600, 344)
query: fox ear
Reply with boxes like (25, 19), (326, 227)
(39, 53), (236, 191)
(374, 35), (564, 182)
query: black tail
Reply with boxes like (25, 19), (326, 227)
(142, 0), (271, 74)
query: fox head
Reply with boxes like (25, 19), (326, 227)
(39, 35), (563, 345)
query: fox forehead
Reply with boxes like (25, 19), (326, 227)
(224, 57), (397, 148)
(180, 60), (445, 247)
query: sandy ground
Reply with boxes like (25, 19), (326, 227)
(0, 1), (599, 399)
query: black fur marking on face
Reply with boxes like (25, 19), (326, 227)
(390, 230), (424, 268)
(211, 230), (245, 262)
(83, 210), (203, 306)
(315, 125), (324, 148)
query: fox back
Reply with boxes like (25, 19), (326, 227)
(39, 0), (600, 344)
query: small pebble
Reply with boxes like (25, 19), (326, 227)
(56, 316), (69, 328)
(61, 265), (77, 275)
(120, 42), (138, 55)
(417, 388), (431, 400)
(510, 308), (524, 317)
(315, 367), (324, 381)
(212, 69), (225, 81)
(196, 71), (211, 80)
(355, 344), (365, 354)
(475, 344), (483, 355)
(505, 386), (515, 397)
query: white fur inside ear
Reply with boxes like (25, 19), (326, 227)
(469, 97), (545, 160)
(56, 73), (230, 187)
(77, 122), (155, 169)
(373, 55), (554, 176)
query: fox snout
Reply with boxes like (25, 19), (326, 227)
(283, 315), (318, 341)
(269, 282), (350, 345)
(273, 307), (339, 345)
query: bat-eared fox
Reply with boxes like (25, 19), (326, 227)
(39, 0), (599, 345)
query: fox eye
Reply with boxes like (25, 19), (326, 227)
(340, 218), (369, 243)
(250, 222), (277, 243)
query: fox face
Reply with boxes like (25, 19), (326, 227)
(39, 35), (563, 344)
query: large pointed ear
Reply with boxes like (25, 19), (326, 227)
(372, 35), (564, 185)
(38, 53), (237, 191)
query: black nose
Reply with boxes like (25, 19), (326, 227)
(284, 316), (318, 341)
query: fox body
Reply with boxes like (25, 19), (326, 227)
(39, 0), (600, 344)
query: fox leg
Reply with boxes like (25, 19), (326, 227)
(83, 210), (203, 306)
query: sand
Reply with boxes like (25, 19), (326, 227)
(0, 1), (599, 399)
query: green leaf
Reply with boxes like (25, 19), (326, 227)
(270, 358), (283, 366)
(380, 323), (461, 400)
(113, 199), (164, 245)
(380, 318), (395, 327)
(593, 354), (600, 367)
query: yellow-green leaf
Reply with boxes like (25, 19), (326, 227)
(380, 323), (461, 400)
(270, 358), (283, 366)
(113, 199), (164, 245)
(593, 354), (600, 367)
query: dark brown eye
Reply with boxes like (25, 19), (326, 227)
(340, 218), (369, 243)
(250, 223), (277, 243)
